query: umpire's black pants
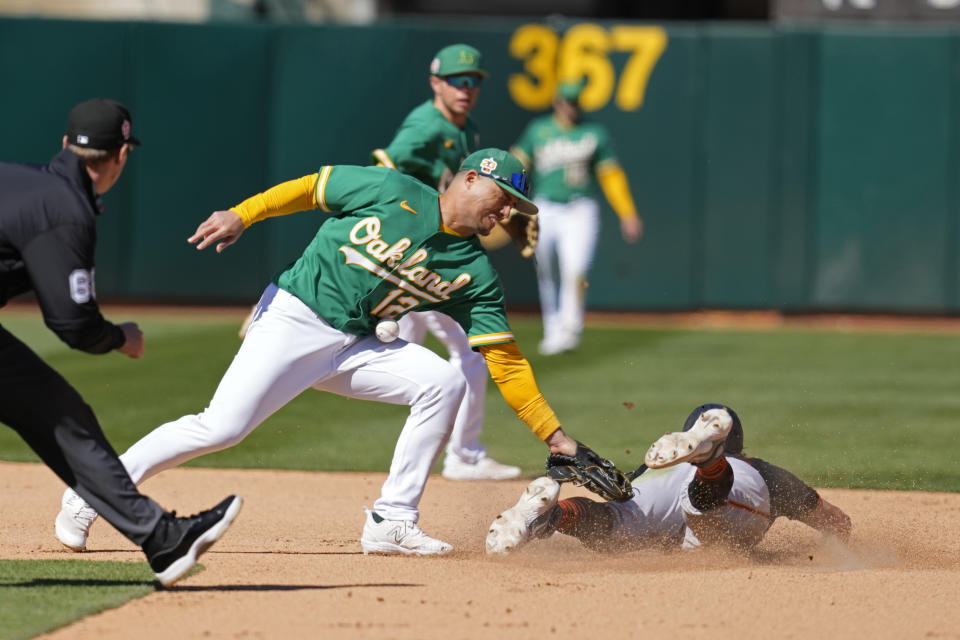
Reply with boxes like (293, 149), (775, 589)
(0, 324), (162, 545)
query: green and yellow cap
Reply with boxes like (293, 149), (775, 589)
(557, 79), (586, 103)
(460, 148), (537, 215)
(430, 44), (487, 77)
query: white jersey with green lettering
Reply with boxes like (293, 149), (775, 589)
(274, 164), (512, 348)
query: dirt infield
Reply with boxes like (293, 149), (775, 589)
(2, 463), (957, 639)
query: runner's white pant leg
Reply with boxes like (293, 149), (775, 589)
(555, 198), (600, 340)
(680, 457), (772, 550)
(314, 338), (466, 522)
(534, 199), (562, 343)
(120, 284), (350, 484)
(422, 311), (488, 463)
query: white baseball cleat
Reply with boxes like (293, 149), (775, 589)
(360, 508), (453, 556)
(644, 408), (734, 469)
(55, 488), (100, 552)
(442, 456), (522, 481)
(485, 476), (560, 555)
(537, 334), (579, 356)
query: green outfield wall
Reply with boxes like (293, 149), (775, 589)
(2, 17), (957, 313)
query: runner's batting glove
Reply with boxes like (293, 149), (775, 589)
(546, 441), (634, 502)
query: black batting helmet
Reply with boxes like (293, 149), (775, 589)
(682, 403), (744, 454)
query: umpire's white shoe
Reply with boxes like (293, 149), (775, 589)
(485, 477), (560, 555)
(644, 408), (734, 469)
(360, 508), (453, 556)
(55, 488), (100, 552)
(442, 456), (522, 481)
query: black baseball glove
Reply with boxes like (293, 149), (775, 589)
(545, 441), (634, 502)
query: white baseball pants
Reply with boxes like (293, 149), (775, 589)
(533, 197), (600, 347)
(607, 457), (771, 549)
(397, 310), (489, 465)
(119, 283), (465, 522)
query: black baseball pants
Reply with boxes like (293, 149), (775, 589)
(0, 324), (162, 545)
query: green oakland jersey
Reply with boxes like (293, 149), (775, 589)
(513, 116), (616, 203)
(373, 100), (480, 189)
(274, 165), (512, 347)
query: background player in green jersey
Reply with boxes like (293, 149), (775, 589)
(511, 80), (644, 356)
(372, 44), (521, 481)
(55, 148), (625, 556)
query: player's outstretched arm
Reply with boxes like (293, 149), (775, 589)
(478, 342), (570, 449)
(797, 497), (852, 541)
(191, 174), (321, 253)
(545, 427), (577, 455)
(188, 210), (245, 254)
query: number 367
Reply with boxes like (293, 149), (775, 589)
(508, 23), (667, 112)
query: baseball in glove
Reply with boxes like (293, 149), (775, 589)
(545, 441), (634, 502)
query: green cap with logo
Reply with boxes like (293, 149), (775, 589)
(430, 44), (488, 78)
(557, 79), (586, 103)
(460, 148), (537, 215)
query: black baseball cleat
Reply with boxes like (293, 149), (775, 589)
(143, 495), (242, 587)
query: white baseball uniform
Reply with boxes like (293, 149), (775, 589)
(606, 457), (772, 550)
(121, 284), (464, 521)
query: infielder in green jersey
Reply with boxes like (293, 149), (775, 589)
(371, 44), (521, 482)
(511, 80), (644, 356)
(55, 148), (608, 556)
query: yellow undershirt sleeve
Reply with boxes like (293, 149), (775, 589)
(596, 162), (639, 221)
(509, 146), (531, 169)
(230, 174), (319, 228)
(478, 342), (561, 442)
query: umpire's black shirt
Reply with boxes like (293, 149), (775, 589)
(0, 149), (125, 353)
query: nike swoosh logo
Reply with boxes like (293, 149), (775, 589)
(444, 139), (455, 148)
(400, 200), (418, 215)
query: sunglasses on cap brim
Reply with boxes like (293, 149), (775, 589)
(488, 171), (530, 198)
(443, 74), (484, 89)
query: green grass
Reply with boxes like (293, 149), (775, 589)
(0, 559), (159, 640)
(1, 308), (958, 492)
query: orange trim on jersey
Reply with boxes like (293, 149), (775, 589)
(372, 149), (396, 169)
(726, 499), (770, 520)
(696, 458), (730, 480)
(469, 332), (514, 346)
(315, 165), (333, 212)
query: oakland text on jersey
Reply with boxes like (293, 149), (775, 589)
(341, 215), (472, 317)
(534, 133), (599, 172)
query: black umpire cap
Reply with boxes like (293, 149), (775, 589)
(683, 403), (744, 454)
(66, 98), (141, 150)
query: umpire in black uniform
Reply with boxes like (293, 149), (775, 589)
(0, 99), (242, 586)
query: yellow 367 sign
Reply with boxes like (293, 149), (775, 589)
(508, 23), (668, 112)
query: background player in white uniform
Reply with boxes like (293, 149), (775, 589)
(486, 404), (851, 554)
(372, 44), (520, 481)
(511, 80), (644, 356)
(56, 149), (624, 556)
